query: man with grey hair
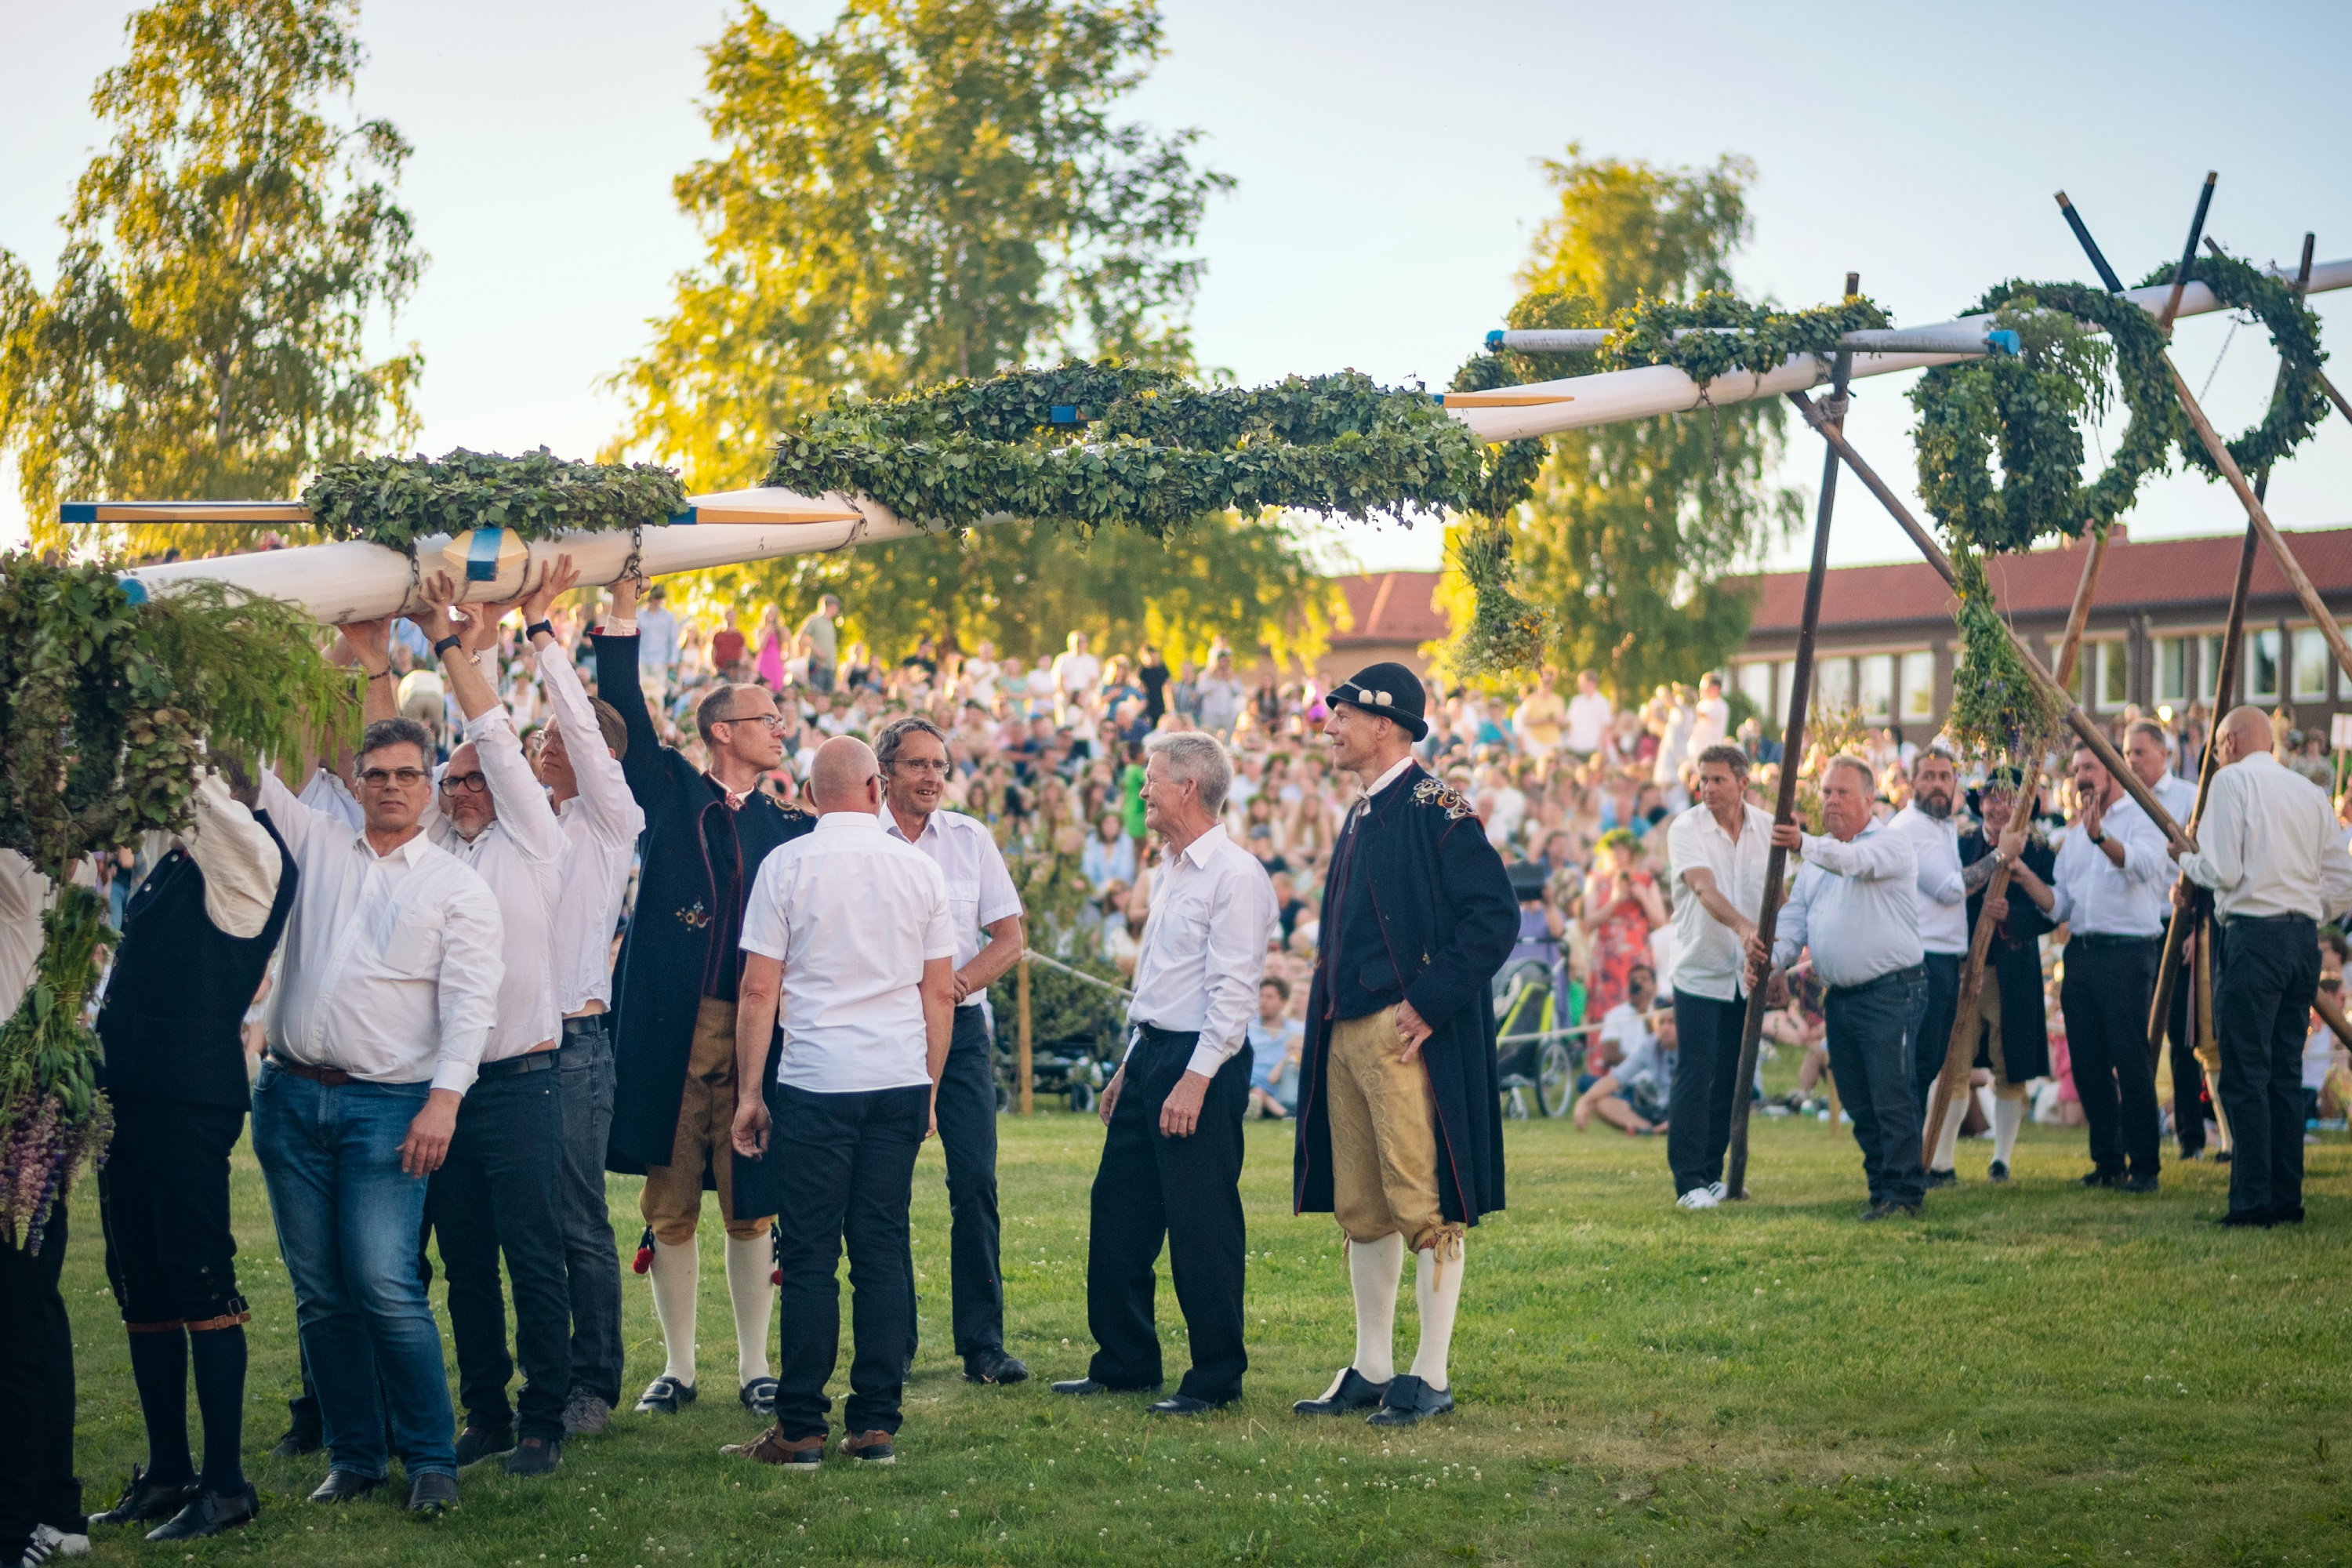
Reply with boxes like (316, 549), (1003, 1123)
(873, 715), (1028, 1385)
(1054, 729), (1274, 1415)
(1748, 753), (1929, 1218)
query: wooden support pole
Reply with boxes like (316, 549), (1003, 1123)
(1016, 953), (1035, 1116)
(1723, 273), (1860, 1202)
(2194, 923), (2230, 1155)
(1921, 532), (2112, 1166)
(1785, 391), (2192, 851)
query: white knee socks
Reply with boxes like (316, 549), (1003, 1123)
(1347, 1233), (1404, 1385)
(1406, 1239), (1465, 1392)
(649, 1236), (699, 1385)
(725, 1232), (775, 1388)
(1993, 1095), (2024, 1167)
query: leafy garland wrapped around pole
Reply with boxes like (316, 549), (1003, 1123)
(303, 448), (688, 554)
(0, 560), (349, 1254)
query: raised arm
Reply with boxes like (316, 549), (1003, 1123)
(184, 764), (285, 939)
(589, 573), (670, 808)
(524, 556), (644, 844)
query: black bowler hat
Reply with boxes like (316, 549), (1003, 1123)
(1330, 662), (1428, 741)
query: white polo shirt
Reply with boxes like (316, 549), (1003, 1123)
(880, 805), (1023, 1008)
(740, 811), (956, 1093)
(1664, 800), (1773, 1002)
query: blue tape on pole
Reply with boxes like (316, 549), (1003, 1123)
(1050, 405), (1080, 424)
(667, 508), (697, 525)
(1485, 330), (1504, 350)
(1987, 328), (2021, 358)
(465, 527), (505, 583)
(60, 503), (98, 524)
(118, 575), (148, 605)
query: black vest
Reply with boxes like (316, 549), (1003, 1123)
(1323, 785), (1410, 1022)
(98, 811), (297, 1109)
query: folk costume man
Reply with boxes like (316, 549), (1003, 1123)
(1292, 664), (1516, 1428)
(874, 717), (1029, 1386)
(1662, 744), (1771, 1210)
(1952, 771), (2052, 1182)
(519, 558), (647, 1438)
(1054, 733), (1274, 1414)
(595, 576), (814, 1421)
(2174, 706), (2352, 1227)
(88, 764), (293, 1543)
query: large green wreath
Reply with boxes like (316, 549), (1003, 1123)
(763, 362), (1531, 536)
(2137, 252), (2331, 479)
(303, 448), (687, 554)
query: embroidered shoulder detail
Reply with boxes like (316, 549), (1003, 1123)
(1412, 778), (1475, 820)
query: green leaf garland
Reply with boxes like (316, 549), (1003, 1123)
(1599, 290), (1891, 383)
(303, 448), (688, 554)
(2136, 252), (2331, 480)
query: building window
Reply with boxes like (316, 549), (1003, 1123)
(2154, 636), (2191, 707)
(2247, 629), (2281, 702)
(1736, 661), (1775, 723)
(1857, 654), (1894, 720)
(1899, 650), (1936, 724)
(2098, 641), (2130, 710)
(2204, 633), (2227, 703)
(1817, 656), (1853, 712)
(2293, 627), (2331, 702)
(1774, 660), (1795, 727)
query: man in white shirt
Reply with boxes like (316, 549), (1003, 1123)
(2174, 706), (2352, 1226)
(1750, 754), (1929, 1219)
(1887, 748), (1994, 1184)
(2125, 718), (2205, 1160)
(1685, 673), (1730, 763)
(1053, 733), (1272, 1415)
(874, 717), (1029, 1386)
(637, 585), (681, 690)
(1194, 650), (1248, 735)
(517, 560), (648, 1439)
(1051, 632), (1102, 724)
(1664, 745), (1772, 1209)
(1563, 670), (1614, 759)
(250, 706), (504, 1514)
(724, 737), (956, 1469)
(796, 594), (840, 695)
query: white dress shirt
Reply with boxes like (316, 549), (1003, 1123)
(259, 771), (504, 1092)
(2147, 769), (2198, 833)
(298, 765), (364, 829)
(535, 638), (646, 1015)
(740, 811), (955, 1094)
(423, 707), (564, 1058)
(181, 771), (288, 938)
(1353, 754), (1416, 818)
(1771, 818), (1924, 989)
(1666, 800), (1773, 1001)
(1564, 691), (1613, 754)
(1125, 822), (1276, 1077)
(2046, 794), (2170, 937)
(2177, 751), (2352, 923)
(1889, 802), (1968, 955)
(881, 805), (1022, 1009)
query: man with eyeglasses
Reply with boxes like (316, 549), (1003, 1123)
(250, 684), (503, 1515)
(865, 716), (1027, 1385)
(368, 575), (572, 1479)
(594, 575), (813, 1426)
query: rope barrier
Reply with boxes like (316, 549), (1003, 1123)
(1020, 948), (1134, 1001)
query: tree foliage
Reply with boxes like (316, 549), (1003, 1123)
(1436, 147), (1800, 699)
(0, 0), (426, 563)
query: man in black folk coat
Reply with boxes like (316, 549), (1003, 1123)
(1290, 664), (1517, 1429)
(593, 577), (813, 1423)
(1955, 771), (2055, 1184)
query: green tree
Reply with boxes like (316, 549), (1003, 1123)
(1440, 147), (1798, 699)
(0, 0), (424, 561)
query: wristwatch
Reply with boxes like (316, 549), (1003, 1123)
(2087, 828), (2107, 847)
(524, 619), (554, 643)
(433, 633), (463, 659)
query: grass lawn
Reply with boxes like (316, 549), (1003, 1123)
(55, 1098), (2352, 1566)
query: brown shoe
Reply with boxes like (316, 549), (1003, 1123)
(839, 1429), (897, 1465)
(720, 1425), (823, 1469)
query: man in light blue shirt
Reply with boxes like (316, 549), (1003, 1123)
(1749, 754), (1927, 1218)
(636, 586), (680, 690)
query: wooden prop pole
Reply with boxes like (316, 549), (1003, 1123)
(1784, 391), (2191, 850)
(1016, 955), (1035, 1116)
(2193, 922), (2230, 1155)
(1919, 532), (2111, 1164)
(1722, 273), (1860, 1202)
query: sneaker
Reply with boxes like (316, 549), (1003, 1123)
(840, 1430), (897, 1465)
(21, 1523), (91, 1563)
(1987, 1160), (2011, 1183)
(452, 1425), (515, 1468)
(1705, 1181), (1729, 1201)
(722, 1425), (824, 1469)
(561, 1392), (611, 1438)
(503, 1438), (562, 1478)
(636, 1375), (696, 1415)
(1676, 1187), (1721, 1210)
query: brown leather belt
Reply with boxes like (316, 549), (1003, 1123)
(268, 1056), (355, 1088)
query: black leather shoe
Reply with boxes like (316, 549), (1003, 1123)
(91, 1464), (199, 1526)
(1366, 1374), (1454, 1427)
(270, 1429), (323, 1461)
(1051, 1377), (1120, 1396)
(1861, 1200), (1922, 1221)
(452, 1425), (514, 1468)
(406, 1472), (459, 1513)
(307, 1469), (383, 1504)
(504, 1438), (562, 1477)
(739, 1378), (779, 1420)
(2271, 1204), (2306, 1224)
(2081, 1169), (2123, 1189)
(2216, 1208), (2274, 1229)
(2121, 1174), (2159, 1194)
(1145, 1393), (1224, 1416)
(147, 1483), (259, 1541)
(964, 1349), (1031, 1385)
(1924, 1168), (1958, 1189)
(635, 1375), (696, 1415)
(1293, 1367), (1389, 1417)
(1987, 1160), (2011, 1182)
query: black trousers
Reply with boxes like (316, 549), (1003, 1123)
(1909, 951), (1962, 1116)
(2213, 915), (2320, 1218)
(2058, 936), (2162, 1181)
(2161, 917), (2207, 1156)
(1085, 1027), (1250, 1403)
(0, 1203), (80, 1562)
(426, 1062), (572, 1441)
(99, 1099), (248, 1327)
(773, 1081), (928, 1440)
(907, 1007), (1006, 1361)
(1666, 988), (1744, 1197)
(1824, 967), (1927, 1207)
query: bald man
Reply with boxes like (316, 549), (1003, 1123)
(2174, 706), (2352, 1227)
(723, 738), (957, 1468)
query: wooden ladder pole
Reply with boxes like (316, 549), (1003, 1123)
(1724, 272), (1860, 1202)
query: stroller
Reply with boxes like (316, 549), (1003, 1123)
(992, 1016), (1116, 1113)
(1494, 862), (1577, 1118)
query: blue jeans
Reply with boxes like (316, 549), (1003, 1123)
(557, 1018), (623, 1407)
(250, 1062), (456, 1480)
(1823, 967), (1928, 1207)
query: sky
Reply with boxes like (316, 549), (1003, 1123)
(4, 0), (2350, 578)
